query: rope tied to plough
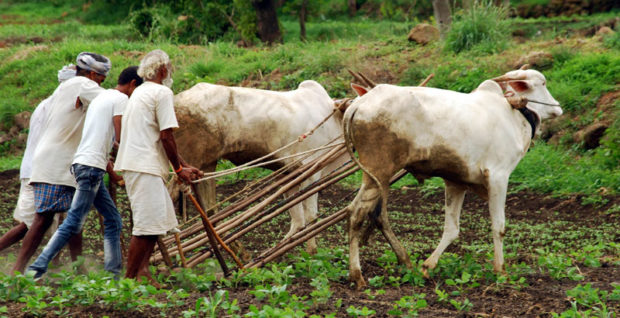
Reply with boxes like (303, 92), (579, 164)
(191, 107), (342, 184)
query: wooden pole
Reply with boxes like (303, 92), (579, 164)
(156, 237), (173, 268)
(174, 233), (187, 268)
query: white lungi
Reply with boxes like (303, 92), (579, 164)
(124, 171), (178, 236)
(13, 179), (36, 227)
(13, 178), (60, 234)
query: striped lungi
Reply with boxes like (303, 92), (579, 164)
(32, 183), (75, 213)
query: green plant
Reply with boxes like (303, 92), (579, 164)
(536, 249), (584, 281)
(388, 292), (428, 317)
(444, 1), (510, 54)
(552, 283), (620, 317)
(309, 275), (332, 305)
(346, 305), (376, 317)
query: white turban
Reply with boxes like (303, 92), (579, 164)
(57, 64), (76, 83)
(138, 49), (170, 80)
(76, 52), (111, 76)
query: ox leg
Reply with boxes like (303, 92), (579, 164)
(422, 181), (466, 276)
(348, 177), (382, 289)
(375, 193), (411, 268)
(283, 186), (305, 239)
(301, 193), (318, 254)
(488, 176), (508, 273)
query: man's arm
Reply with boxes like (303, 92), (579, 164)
(160, 128), (202, 184)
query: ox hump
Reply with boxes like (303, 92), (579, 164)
(473, 80), (504, 96)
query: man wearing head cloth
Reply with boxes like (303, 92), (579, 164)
(0, 65), (78, 257)
(27, 66), (145, 279)
(12, 52), (110, 274)
(115, 49), (202, 286)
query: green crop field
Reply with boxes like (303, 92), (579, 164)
(0, 0), (618, 316)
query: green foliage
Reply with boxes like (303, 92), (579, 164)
(602, 28), (620, 49)
(346, 305), (376, 317)
(388, 292), (427, 317)
(536, 249), (584, 281)
(127, 1), (256, 44)
(444, 1), (510, 54)
(552, 283), (620, 318)
(510, 143), (620, 196)
(546, 52), (620, 112)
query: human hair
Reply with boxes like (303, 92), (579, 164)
(137, 49), (170, 81)
(117, 66), (143, 86)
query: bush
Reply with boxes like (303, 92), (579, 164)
(444, 1), (510, 54)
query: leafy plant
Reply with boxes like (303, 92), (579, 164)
(388, 292), (428, 317)
(444, 1), (510, 54)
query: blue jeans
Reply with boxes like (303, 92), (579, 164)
(28, 164), (122, 276)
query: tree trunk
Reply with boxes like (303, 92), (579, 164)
(348, 0), (357, 17)
(432, 0), (452, 36)
(299, 0), (308, 41)
(252, 0), (282, 44)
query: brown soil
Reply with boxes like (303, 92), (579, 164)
(0, 169), (618, 317)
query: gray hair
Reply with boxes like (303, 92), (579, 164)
(138, 49), (170, 80)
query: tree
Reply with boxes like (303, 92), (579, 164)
(348, 0), (357, 17)
(299, 0), (308, 41)
(432, 0), (452, 36)
(251, 0), (282, 44)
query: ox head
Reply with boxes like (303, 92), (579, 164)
(493, 68), (563, 120)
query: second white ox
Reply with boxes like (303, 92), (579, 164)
(173, 80), (348, 253)
(343, 69), (563, 288)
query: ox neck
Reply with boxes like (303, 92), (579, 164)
(517, 107), (538, 139)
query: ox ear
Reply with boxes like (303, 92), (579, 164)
(508, 80), (530, 93)
(351, 83), (369, 97)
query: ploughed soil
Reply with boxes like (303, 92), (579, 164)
(0, 169), (618, 317)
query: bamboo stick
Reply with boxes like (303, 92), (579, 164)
(157, 237), (173, 268)
(247, 208), (349, 268)
(223, 165), (358, 245)
(175, 233), (187, 268)
(215, 146), (346, 234)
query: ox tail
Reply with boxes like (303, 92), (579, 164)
(343, 101), (388, 223)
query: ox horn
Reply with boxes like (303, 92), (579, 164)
(519, 63), (530, 70)
(347, 69), (367, 87)
(492, 73), (528, 82)
(358, 71), (377, 88)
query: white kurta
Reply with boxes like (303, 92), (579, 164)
(29, 76), (104, 187)
(73, 89), (127, 170)
(115, 81), (179, 178)
(20, 97), (52, 180)
(115, 81), (179, 236)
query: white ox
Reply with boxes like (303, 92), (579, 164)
(173, 80), (348, 253)
(342, 69), (563, 288)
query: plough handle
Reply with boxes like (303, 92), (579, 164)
(188, 185), (245, 271)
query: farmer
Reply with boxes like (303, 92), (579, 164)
(27, 66), (144, 279)
(12, 52), (111, 274)
(0, 65), (77, 255)
(115, 49), (202, 286)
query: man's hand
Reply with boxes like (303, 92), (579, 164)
(176, 165), (203, 185)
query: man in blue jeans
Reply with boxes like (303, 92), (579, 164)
(27, 66), (143, 278)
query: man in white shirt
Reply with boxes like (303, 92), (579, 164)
(12, 52), (111, 274)
(0, 65), (77, 254)
(27, 66), (144, 279)
(115, 49), (201, 286)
